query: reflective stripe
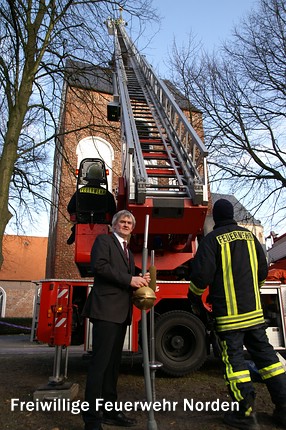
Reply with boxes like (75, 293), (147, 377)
(216, 317), (265, 332)
(80, 187), (106, 195)
(245, 406), (253, 417)
(259, 279), (266, 287)
(217, 309), (264, 324)
(220, 341), (243, 402)
(189, 282), (204, 296)
(259, 361), (285, 380)
(55, 317), (67, 328)
(247, 240), (261, 310)
(216, 309), (265, 331)
(58, 288), (68, 299)
(227, 370), (252, 384)
(221, 242), (237, 316)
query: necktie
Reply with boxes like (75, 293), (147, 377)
(123, 241), (129, 261)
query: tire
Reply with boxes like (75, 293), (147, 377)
(154, 310), (207, 377)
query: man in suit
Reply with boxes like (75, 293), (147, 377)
(82, 210), (150, 430)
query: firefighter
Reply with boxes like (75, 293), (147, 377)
(67, 162), (116, 245)
(188, 198), (286, 430)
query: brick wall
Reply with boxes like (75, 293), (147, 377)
(46, 84), (121, 279)
(0, 281), (36, 318)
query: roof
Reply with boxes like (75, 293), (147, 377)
(268, 233), (286, 263)
(273, 232), (286, 243)
(65, 59), (113, 94)
(212, 193), (261, 226)
(65, 60), (201, 112)
(163, 80), (201, 113)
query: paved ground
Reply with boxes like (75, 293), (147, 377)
(0, 335), (285, 430)
(0, 333), (83, 356)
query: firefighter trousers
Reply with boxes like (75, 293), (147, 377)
(218, 326), (286, 415)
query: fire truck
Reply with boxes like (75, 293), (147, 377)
(33, 17), (286, 381)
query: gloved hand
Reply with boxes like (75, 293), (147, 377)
(187, 289), (203, 316)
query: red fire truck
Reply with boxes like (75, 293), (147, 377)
(33, 18), (286, 381)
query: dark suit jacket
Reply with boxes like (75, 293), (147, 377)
(82, 233), (135, 324)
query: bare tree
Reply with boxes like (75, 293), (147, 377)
(169, 0), (286, 232)
(0, 0), (158, 269)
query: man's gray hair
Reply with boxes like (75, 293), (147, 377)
(111, 210), (136, 230)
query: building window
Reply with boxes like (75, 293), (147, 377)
(0, 287), (6, 317)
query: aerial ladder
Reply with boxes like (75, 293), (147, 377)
(107, 17), (209, 274)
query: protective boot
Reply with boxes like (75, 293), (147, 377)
(223, 411), (260, 430)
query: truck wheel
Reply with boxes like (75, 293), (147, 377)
(154, 310), (207, 377)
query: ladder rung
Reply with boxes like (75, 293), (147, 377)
(146, 190), (188, 197)
(146, 171), (176, 177)
(143, 152), (168, 159)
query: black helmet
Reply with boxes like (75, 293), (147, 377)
(86, 163), (103, 181)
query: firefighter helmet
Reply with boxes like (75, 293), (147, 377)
(86, 163), (103, 181)
(132, 286), (156, 310)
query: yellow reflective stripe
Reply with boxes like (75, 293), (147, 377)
(226, 368), (251, 384)
(217, 317), (265, 332)
(189, 282), (204, 296)
(220, 340), (244, 401)
(228, 373), (251, 383)
(80, 187), (106, 195)
(216, 314), (265, 331)
(259, 362), (285, 380)
(216, 309), (264, 324)
(247, 240), (261, 310)
(221, 242), (237, 316)
(245, 406), (253, 417)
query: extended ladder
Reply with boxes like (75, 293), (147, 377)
(109, 18), (208, 208)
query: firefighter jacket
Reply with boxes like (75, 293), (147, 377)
(189, 220), (268, 332)
(67, 184), (116, 223)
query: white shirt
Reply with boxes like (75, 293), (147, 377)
(113, 232), (128, 253)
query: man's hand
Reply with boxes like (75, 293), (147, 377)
(187, 289), (203, 316)
(130, 272), (151, 289)
(143, 271), (151, 283)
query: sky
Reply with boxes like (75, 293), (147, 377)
(7, 0), (270, 237)
(129, 0), (285, 237)
(131, 0), (259, 77)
